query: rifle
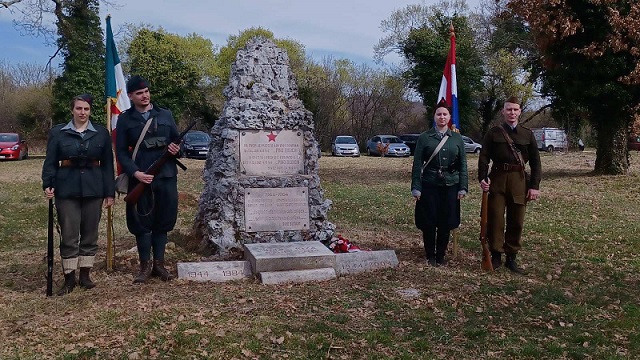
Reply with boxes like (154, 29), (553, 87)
(479, 184), (493, 272)
(124, 121), (197, 204)
(46, 198), (54, 297)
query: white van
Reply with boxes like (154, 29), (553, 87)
(533, 128), (568, 153)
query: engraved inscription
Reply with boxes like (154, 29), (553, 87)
(239, 130), (304, 176)
(244, 187), (310, 232)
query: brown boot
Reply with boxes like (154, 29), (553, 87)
(152, 260), (174, 281)
(133, 260), (152, 284)
(78, 267), (95, 289)
(57, 271), (76, 296)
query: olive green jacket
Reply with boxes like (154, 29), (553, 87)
(411, 128), (468, 193)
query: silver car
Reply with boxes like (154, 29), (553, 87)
(462, 135), (482, 153)
(331, 136), (360, 157)
(366, 135), (411, 157)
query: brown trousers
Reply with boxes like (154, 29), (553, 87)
(487, 170), (527, 254)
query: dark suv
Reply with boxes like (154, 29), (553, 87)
(180, 130), (210, 159)
(399, 134), (420, 155)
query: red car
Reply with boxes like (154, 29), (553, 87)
(0, 133), (29, 160)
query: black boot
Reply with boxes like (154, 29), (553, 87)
(435, 228), (450, 266)
(491, 251), (502, 270)
(152, 260), (174, 281)
(505, 253), (527, 275)
(78, 267), (95, 289)
(133, 260), (152, 284)
(57, 271), (76, 296)
(423, 228), (436, 266)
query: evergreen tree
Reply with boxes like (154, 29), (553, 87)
(51, 0), (104, 125)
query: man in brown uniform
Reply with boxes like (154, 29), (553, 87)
(478, 97), (541, 274)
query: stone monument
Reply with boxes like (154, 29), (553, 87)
(195, 37), (335, 255)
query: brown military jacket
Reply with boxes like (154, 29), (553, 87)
(478, 123), (541, 190)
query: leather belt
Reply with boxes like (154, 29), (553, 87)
(59, 159), (101, 167)
(493, 163), (523, 172)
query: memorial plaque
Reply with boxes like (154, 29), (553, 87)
(244, 187), (309, 232)
(244, 241), (335, 272)
(176, 261), (252, 282)
(239, 130), (304, 176)
(334, 250), (399, 276)
(259, 268), (337, 285)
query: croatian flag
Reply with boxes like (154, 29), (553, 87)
(437, 25), (459, 130)
(105, 15), (130, 138)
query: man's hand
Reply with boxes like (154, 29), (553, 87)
(103, 197), (114, 208)
(168, 142), (180, 155)
(527, 189), (540, 201)
(480, 178), (490, 192)
(134, 170), (154, 184)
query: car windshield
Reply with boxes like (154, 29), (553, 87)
(186, 133), (209, 142)
(0, 134), (18, 142)
(335, 137), (356, 144)
(382, 137), (403, 144)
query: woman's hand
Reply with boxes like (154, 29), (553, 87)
(44, 187), (55, 199)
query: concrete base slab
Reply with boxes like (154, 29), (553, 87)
(259, 267), (337, 285)
(334, 250), (399, 276)
(244, 241), (335, 273)
(177, 261), (252, 282)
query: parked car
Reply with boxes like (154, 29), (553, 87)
(629, 136), (640, 151)
(462, 135), (482, 154)
(331, 135), (360, 157)
(0, 132), (29, 160)
(399, 133), (420, 155)
(180, 130), (210, 159)
(366, 135), (410, 157)
(533, 127), (568, 153)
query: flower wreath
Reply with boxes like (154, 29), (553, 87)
(325, 234), (362, 253)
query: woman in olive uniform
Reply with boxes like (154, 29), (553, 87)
(411, 101), (468, 266)
(42, 94), (115, 295)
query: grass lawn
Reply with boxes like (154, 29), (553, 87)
(0, 149), (639, 359)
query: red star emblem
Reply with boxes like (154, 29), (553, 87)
(266, 131), (278, 142)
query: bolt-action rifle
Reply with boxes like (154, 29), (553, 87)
(46, 197), (54, 297)
(124, 121), (197, 204)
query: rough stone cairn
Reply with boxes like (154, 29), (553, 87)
(195, 37), (335, 255)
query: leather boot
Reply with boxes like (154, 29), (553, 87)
(78, 267), (95, 289)
(152, 260), (174, 281)
(57, 271), (76, 296)
(505, 253), (526, 274)
(133, 260), (152, 284)
(491, 251), (502, 270)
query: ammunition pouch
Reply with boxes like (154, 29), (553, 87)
(143, 137), (168, 149)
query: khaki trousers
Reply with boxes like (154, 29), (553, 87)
(487, 170), (527, 254)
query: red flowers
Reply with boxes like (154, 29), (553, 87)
(327, 234), (361, 253)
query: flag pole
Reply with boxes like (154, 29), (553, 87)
(105, 14), (114, 272)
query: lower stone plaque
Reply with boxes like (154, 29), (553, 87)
(244, 241), (335, 273)
(334, 250), (399, 276)
(176, 261), (252, 282)
(244, 187), (310, 232)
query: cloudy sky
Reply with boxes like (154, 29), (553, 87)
(0, 0), (481, 67)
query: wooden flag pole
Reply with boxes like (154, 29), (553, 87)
(106, 98), (114, 271)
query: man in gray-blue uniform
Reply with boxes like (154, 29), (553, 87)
(115, 76), (181, 283)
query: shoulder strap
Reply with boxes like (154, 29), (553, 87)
(421, 135), (449, 174)
(132, 117), (154, 161)
(498, 125), (525, 168)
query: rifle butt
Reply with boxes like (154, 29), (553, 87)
(481, 241), (493, 272)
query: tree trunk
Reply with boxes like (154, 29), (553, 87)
(593, 124), (629, 175)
